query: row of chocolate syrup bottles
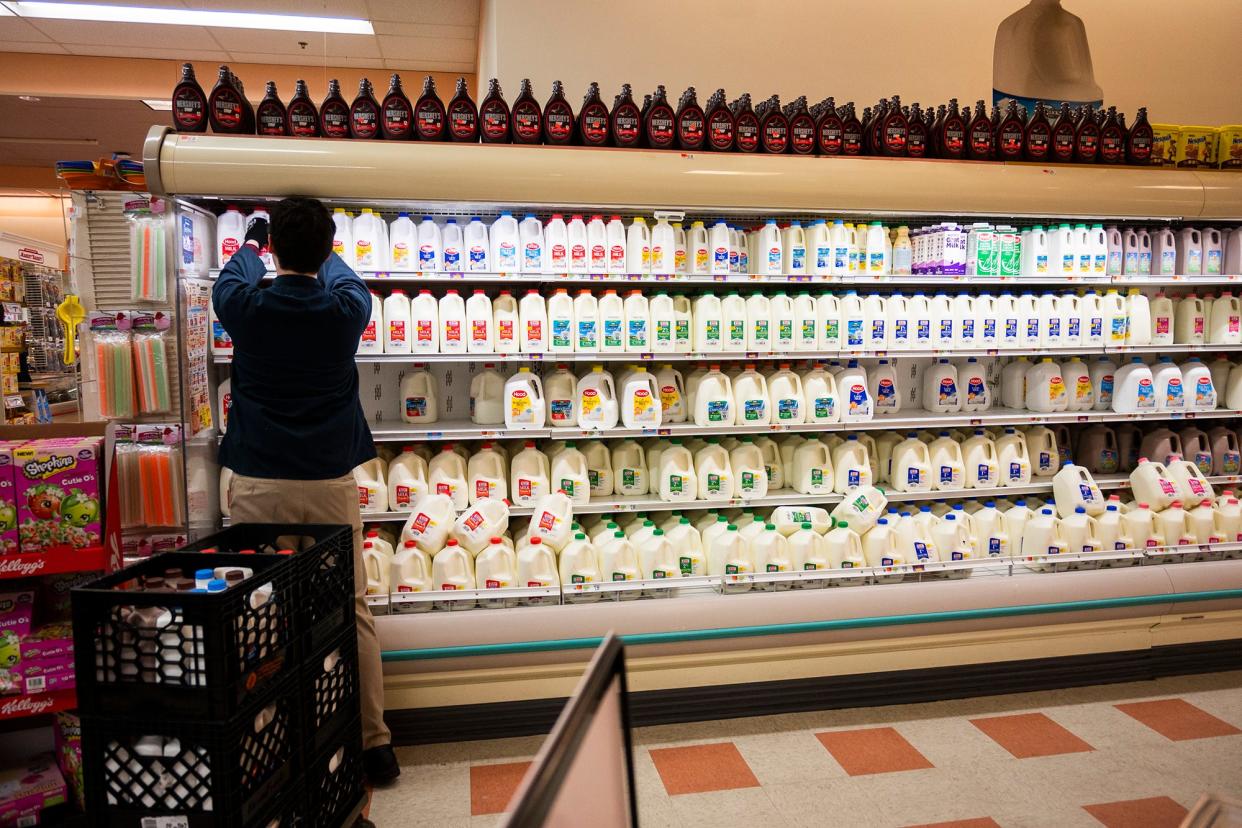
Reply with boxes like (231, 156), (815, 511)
(171, 64), (1154, 165)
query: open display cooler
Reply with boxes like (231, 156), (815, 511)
(142, 126), (1242, 742)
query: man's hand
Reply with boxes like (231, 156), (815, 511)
(244, 215), (269, 250)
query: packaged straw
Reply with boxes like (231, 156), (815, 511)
(114, 425), (144, 530)
(135, 424), (185, 529)
(131, 313), (172, 415)
(127, 202), (168, 302)
(88, 312), (135, 420)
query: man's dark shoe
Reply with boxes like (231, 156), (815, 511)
(363, 744), (401, 786)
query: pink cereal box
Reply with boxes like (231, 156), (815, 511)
(0, 753), (67, 827)
(0, 442), (20, 555)
(13, 439), (103, 554)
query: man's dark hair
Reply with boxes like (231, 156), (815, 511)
(269, 196), (334, 274)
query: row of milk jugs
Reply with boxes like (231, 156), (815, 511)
(365, 287), (1242, 357)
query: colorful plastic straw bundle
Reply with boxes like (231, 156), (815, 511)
(137, 442), (184, 528)
(132, 330), (171, 414)
(130, 214), (168, 302)
(93, 331), (135, 419)
(115, 441), (143, 530)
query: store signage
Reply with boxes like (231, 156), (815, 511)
(17, 247), (44, 264)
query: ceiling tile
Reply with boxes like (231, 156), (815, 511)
(366, 0), (479, 26)
(0, 18), (54, 42)
(25, 19), (217, 49)
(62, 44), (229, 61)
(377, 34), (474, 63)
(228, 52), (386, 70)
(384, 59), (473, 74)
(206, 27), (381, 57)
(371, 21), (474, 39)
(182, 0), (370, 15)
(0, 41), (71, 54)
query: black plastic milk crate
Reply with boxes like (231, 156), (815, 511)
(81, 673), (298, 828)
(303, 715), (366, 828)
(71, 551), (296, 720)
(299, 626), (361, 758)
(180, 523), (355, 653)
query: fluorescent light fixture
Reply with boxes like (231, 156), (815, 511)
(142, 99), (172, 111)
(2, 1), (374, 33)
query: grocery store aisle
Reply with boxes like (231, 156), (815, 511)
(368, 670), (1242, 827)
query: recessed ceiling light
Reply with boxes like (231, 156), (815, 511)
(2, 1), (374, 34)
(18, 95), (40, 102)
(142, 99), (172, 111)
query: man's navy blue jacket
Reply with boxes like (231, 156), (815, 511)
(213, 245), (376, 480)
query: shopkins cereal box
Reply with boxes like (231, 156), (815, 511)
(13, 439), (102, 553)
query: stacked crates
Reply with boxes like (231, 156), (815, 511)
(73, 524), (364, 827)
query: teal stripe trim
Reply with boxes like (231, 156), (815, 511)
(380, 587), (1242, 662)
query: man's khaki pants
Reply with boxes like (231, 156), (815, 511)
(229, 471), (391, 750)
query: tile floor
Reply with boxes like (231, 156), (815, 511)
(369, 670), (1242, 827)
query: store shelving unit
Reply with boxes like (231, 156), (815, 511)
(145, 126), (1242, 730)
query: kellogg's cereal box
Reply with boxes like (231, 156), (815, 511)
(13, 438), (102, 553)
(0, 442), (19, 555)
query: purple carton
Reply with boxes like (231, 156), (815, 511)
(13, 438), (102, 554)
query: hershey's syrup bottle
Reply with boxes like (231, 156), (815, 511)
(704, 88), (734, 151)
(1023, 102), (1052, 161)
(644, 85), (676, 150)
(966, 99), (993, 160)
(840, 102), (863, 156)
(414, 76), (447, 141)
(815, 97), (843, 155)
(861, 102), (879, 154)
(207, 65), (246, 134)
(758, 94), (788, 154)
(1098, 106), (1125, 164)
(232, 72), (255, 133)
(929, 103), (947, 156)
(171, 63), (207, 133)
(1050, 102), (1076, 162)
(610, 84), (642, 148)
(577, 82), (610, 147)
(941, 99), (969, 159)
(479, 78), (511, 143)
(675, 86), (706, 151)
(511, 79), (542, 144)
(1073, 104), (1100, 163)
(906, 103), (928, 158)
(319, 79), (350, 138)
(1126, 107), (1154, 166)
(255, 81), (287, 136)
(731, 93), (760, 153)
(349, 78), (382, 139)
(286, 80), (320, 137)
(996, 100), (1025, 161)
(380, 74), (413, 140)
(786, 96), (816, 155)
(881, 95), (908, 157)
(447, 78), (479, 142)
(543, 80), (575, 145)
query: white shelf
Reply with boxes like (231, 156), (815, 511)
(209, 268), (1242, 288)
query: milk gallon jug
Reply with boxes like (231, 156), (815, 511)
(428, 446), (468, 510)
(930, 432), (966, 491)
(509, 442), (548, 506)
(400, 365), (438, 424)
(559, 534), (601, 599)
(891, 434), (931, 492)
(577, 366), (619, 429)
(1001, 358), (1029, 410)
(400, 493), (454, 553)
(1210, 292), (1242, 344)
(1027, 426), (1060, 478)
(1090, 358), (1116, 411)
(998, 428), (1032, 485)
(357, 294), (382, 355)
(1053, 464), (1104, 517)
(453, 499), (510, 554)
(658, 440), (697, 502)
(803, 363), (840, 424)
(732, 439), (768, 498)
(721, 292), (747, 349)
(543, 364), (576, 428)
(467, 443), (507, 504)
(492, 291), (518, 353)
(1167, 457), (1215, 505)
(389, 448), (428, 509)
(960, 358), (991, 412)
(550, 443), (590, 506)
(610, 440), (647, 496)
(792, 439), (834, 495)
(1062, 357), (1094, 412)
(964, 430), (999, 488)
(1176, 295), (1206, 345)
(838, 361), (872, 421)
(1113, 358), (1156, 413)
(1130, 458), (1178, 511)
(733, 365), (770, 425)
(924, 359), (962, 414)
(870, 360), (902, 416)
(1151, 357), (1185, 411)
(599, 532), (640, 587)
(1182, 358), (1216, 411)
(1026, 358), (1068, 412)
(763, 363), (803, 424)
(622, 367), (661, 428)
(694, 366), (734, 426)
(503, 367), (545, 428)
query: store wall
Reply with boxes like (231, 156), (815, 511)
(478, 0), (1242, 125)
(0, 196), (69, 249)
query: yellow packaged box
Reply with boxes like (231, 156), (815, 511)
(1151, 124), (1179, 167)
(1177, 125), (1216, 168)
(1217, 126), (1242, 170)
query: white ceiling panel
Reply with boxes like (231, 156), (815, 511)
(228, 51), (385, 69)
(206, 27), (382, 57)
(371, 21), (474, 39)
(0, 41), (71, 54)
(0, 17), (54, 41)
(26, 19), (220, 49)
(63, 44), (230, 61)
(377, 34), (473, 63)
(365, 0), (479, 26)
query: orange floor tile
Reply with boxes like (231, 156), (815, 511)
(969, 711), (1095, 758)
(649, 742), (761, 795)
(816, 726), (935, 775)
(469, 761), (532, 816)
(1082, 795), (1190, 828)
(1115, 698), (1242, 742)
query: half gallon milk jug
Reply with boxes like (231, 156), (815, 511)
(745, 292), (772, 351)
(818, 293), (841, 351)
(400, 365), (437, 424)
(573, 289), (599, 352)
(492, 291), (519, 353)
(770, 292), (796, 350)
(383, 289), (413, 353)
(577, 366), (619, 429)
(519, 290), (548, 353)
(1152, 228), (1177, 276)
(649, 216), (675, 274)
(838, 361), (872, 421)
(626, 217), (650, 274)
(622, 367), (661, 428)
(216, 205), (246, 267)
(623, 290), (650, 352)
(598, 289), (624, 353)
(1177, 228), (1203, 275)
(546, 289), (575, 353)
(517, 214), (545, 273)
(463, 217), (489, 271)
(1089, 357), (1116, 411)
(782, 222), (807, 276)
(543, 214), (568, 272)
(686, 221), (709, 276)
(489, 212), (519, 272)
(511, 442), (549, 505)
(357, 293), (382, 355)
(693, 293), (723, 351)
(648, 293), (676, 353)
(505, 367), (545, 428)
